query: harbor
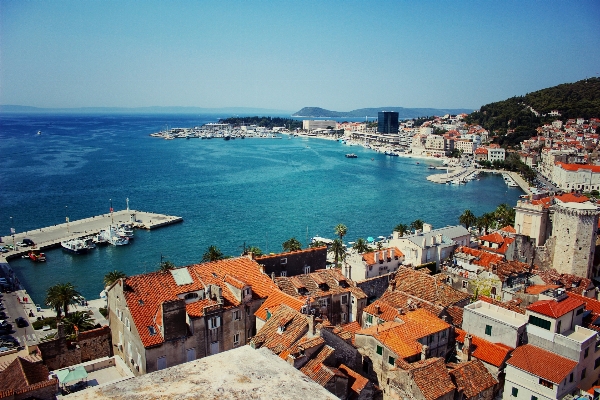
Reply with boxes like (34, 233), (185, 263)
(0, 209), (183, 262)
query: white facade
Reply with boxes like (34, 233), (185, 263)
(552, 163), (600, 191)
(302, 120), (337, 131)
(454, 139), (476, 155)
(462, 301), (528, 348)
(488, 147), (506, 162)
(514, 200), (550, 246)
(503, 361), (577, 400)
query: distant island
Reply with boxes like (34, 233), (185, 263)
(292, 106), (475, 119)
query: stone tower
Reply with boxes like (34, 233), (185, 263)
(550, 201), (599, 278)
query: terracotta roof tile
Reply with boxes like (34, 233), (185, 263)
(255, 290), (305, 321)
(338, 364), (370, 395)
(507, 344), (577, 384)
(251, 305), (309, 355)
(255, 246), (328, 261)
(525, 285), (560, 295)
(123, 257), (279, 348)
(275, 269), (367, 300)
(527, 297), (585, 318)
(477, 296), (525, 314)
(379, 290), (445, 316)
(409, 358), (455, 400)
(300, 345), (337, 386)
(455, 329), (512, 367)
(362, 247), (404, 265)
(533, 268), (592, 295)
(554, 193), (590, 203)
(391, 267), (470, 308)
(446, 306), (464, 328)
(0, 357), (56, 393)
(364, 300), (400, 322)
(449, 360), (498, 399)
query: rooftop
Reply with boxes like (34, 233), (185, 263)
(527, 296), (585, 319)
(69, 346), (337, 400)
(448, 359), (498, 399)
(455, 329), (513, 367)
(464, 301), (527, 328)
(391, 267), (471, 308)
(507, 344), (577, 384)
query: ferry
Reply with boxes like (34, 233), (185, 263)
(345, 153), (358, 158)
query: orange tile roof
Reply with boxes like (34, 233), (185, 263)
(409, 358), (456, 400)
(300, 345), (338, 386)
(500, 225), (516, 234)
(556, 161), (600, 173)
(449, 360), (498, 399)
(478, 232), (504, 244)
(507, 344), (577, 384)
(533, 268), (592, 295)
(338, 364), (370, 395)
(255, 289), (305, 321)
(527, 297), (585, 318)
(357, 309), (450, 359)
(455, 329), (512, 367)
(531, 196), (552, 208)
(364, 299), (400, 322)
(275, 269), (367, 300)
(554, 193), (590, 203)
(454, 246), (504, 269)
(362, 247), (404, 265)
(525, 285), (560, 295)
(379, 290), (444, 317)
(391, 267), (470, 308)
(123, 257), (279, 348)
(251, 305), (309, 355)
(477, 296), (525, 314)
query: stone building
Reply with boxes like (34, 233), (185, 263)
(548, 201), (599, 278)
(344, 247), (405, 280)
(253, 246), (327, 277)
(106, 257), (278, 376)
(0, 356), (58, 400)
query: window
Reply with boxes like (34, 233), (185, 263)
(125, 317), (131, 331)
(366, 314), (373, 325)
(280, 271), (287, 277)
(512, 387), (518, 397)
(569, 373), (573, 382)
(362, 360), (369, 373)
(186, 348), (196, 362)
(184, 292), (198, 300)
(539, 378), (553, 388)
(233, 333), (240, 347)
(376, 345), (383, 355)
(319, 298), (329, 308)
(244, 287), (251, 297)
(341, 313), (346, 323)
(582, 368), (587, 380)
(595, 357), (600, 369)
(441, 330), (446, 339)
(304, 266), (311, 274)
(388, 356), (395, 365)
(280, 258), (287, 264)
(485, 325), (492, 336)
(232, 310), (240, 321)
(462, 281), (468, 289)
(528, 315), (551, 330)
(532, 396), (537, 400)
(577, 308), (584, 315)
(491, 287), (497, 295)
(117, 308), (122, 321)
(208, 316), (221, 329)
(585, 347), (589, 358)
(341, 295), (348, 305)
(245, 305), (250, 316)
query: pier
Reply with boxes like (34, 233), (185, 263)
(0, 209), (183, 261)
(426, 167), (532, 195)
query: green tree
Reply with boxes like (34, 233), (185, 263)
(282, 238), (302, 252)
(334, 224), (348, 241)
(478, 213), (496, 235)
(410, 219), (424, 232)
(459, 210), (477, 230)
(309, 240), (326, 248)
(45, 283), (82, 317)
(494, 203), (515, 228)
(103, 270), (126, 288)
(63, 311), (96, 335)
(352, 238), (372, 253)
(329, 238), (346, 268)
(245, 246), (263, 257)
(158, 260), (176, 272)
(393, 223), (409, 237)
(202, 245), (225, 262)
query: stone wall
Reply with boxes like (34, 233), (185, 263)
(508, 235), (536, 265)
(38, 325), (112, 371)
(356, 273), (394, 303)
(321, 327), (360, 371)
(254, 247), (327, 277)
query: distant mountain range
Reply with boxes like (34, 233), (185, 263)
(0, 105), (294, 115)
(292, 106), (475, 119)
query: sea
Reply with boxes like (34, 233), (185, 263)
(0, 113), (523, 304)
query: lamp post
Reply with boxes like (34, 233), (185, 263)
(110, 199), (114, 224)
(10, 216), (15, 249)
(66, 206), (70, 233)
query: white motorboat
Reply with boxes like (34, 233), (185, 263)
(61, 238), (93, 254)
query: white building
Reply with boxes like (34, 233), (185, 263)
(487, 145), (506, 162)
(552, 162), (600, 191)
(454, 139), (477, 155)
(388, 224), (470, 269)
(461, 300), (528, 348)
(302, 120), (337, 131)
(344, 247), (405, 281)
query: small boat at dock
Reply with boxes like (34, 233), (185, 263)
(345, 153), (358, 158)
(28, 251), (46, 262)
(61, 238), (93, 254)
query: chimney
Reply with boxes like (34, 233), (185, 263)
(393, 231), (399, 240)
(430, 236), (435, 246)
(390, 248), (395, 259)
(259, 265), (265, 274)
(464, 334), (472, 361)
(422, 237), (426, 248)
(271, 272), (276, 281)
(374, 252), (379, 263)
(421, 344), (428, 360)
(307, 314), (316, 337)
(423, 223), (432, 233)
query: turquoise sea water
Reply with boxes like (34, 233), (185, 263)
(0, 114), (523, 303)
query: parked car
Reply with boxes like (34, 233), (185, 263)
(15, 317), (28, 328)
(22, 238), (35, 246)
(15, 242), (27, 248)
(0, 312), (7, 319)
(0, 246), (8, 253)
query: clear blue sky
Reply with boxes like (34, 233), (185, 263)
(1, 1), (599, 111)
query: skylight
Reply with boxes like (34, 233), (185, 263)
(170, 268), (194, 286)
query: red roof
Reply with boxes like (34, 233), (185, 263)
(525, 285), (560, 295)
(362, 247), (404, 265)
(554, 193), (590, 203)
(507, 344), (577, 384)
(526, 297), (585, 318)
(255, 290), (305, 321)
(455, 329), (512, 367)
(555, 162), (600, 173)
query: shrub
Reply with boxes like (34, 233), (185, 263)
(32, 317), (57, 330)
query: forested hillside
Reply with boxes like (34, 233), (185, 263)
(466, 78), (600, 147)
(219, 116), (303, 129)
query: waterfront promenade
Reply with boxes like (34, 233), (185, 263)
(0, 209), (182, 261)
(426, 167), (532, 195)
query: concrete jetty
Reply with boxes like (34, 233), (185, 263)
(0, 209), (182, 261)
(426, 167), (532, 195)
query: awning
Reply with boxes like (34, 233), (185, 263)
(56, 366), (88, 384)
(367, 237), (374, 243)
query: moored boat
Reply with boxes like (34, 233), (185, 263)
(345, 153), (358, 158)
(61, 238), (93, 254)
(28, 251), (46, 262)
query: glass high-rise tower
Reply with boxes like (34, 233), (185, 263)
(377, 111), (399, 134)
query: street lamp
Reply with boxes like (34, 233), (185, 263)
(110, 198), (114, 224)
(66, 206), (70, 233)
(10, 216), (15, 249)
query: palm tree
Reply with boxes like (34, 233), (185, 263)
(352, 238), (372, 253)
(309, 240), (326, 248)
(46, 283), (82, 317)
(245, 246), (263, 257)
(63, 311), (96, 335)
(458, 210), (477, 230)
(202, 245), (225, 262)
(158, 260), (176, 272)
(103, 270), (126, 287)
(329, 238), (346, 268)
(334, 224), (348, 241)
(494, 203), (515, 228)
(282, 237), (302, 252)
(479, 213), (496, 234)
(393, 223), (409, 237)
(410, 219), (424, 232)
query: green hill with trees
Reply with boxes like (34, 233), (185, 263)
(466, 77), (600, 148)
(219, 116), (303, 130)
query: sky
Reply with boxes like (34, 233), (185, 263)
(1, 1), (599, 112)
